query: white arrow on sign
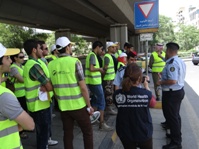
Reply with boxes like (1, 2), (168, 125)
(140, 33), (153, 41)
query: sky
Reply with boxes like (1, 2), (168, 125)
(159, 0), (197, 19)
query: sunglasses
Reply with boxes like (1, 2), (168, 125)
(18, 56), (24, 59)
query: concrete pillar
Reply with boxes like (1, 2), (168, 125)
(98, 37), (106, 51)
(110, 24), (128, 49)
(55, 29), (71, 40)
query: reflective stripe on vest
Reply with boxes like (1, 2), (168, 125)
(85, 52), (102, 85)
(24, 59), (50, 112)
(10, 64), (25, 97)
(152, 51), (166, 72)
(103, 53), (115, 80)
(117, 62), (125, 69)
(48, 56), (86, 111)
(38, 59), (53, 98)
(0, 86), (23, 149)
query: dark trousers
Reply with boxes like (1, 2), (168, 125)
(17, 96), (28, 112)
(162, 88), (185, 145)
(121, 138), (153, 149)
(60, 107), (93, 149)
(30, 107), (51, 149)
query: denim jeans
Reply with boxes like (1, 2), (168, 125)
(88, 84), (105, 111)
(30, 107), (51, 149)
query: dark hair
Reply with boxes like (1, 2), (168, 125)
(56, 45), (66, 54)
(127, 51), (137, 59)
(122, 63), (142, 92)
(126, 43), (134, 48)
(166, 42), (179, 51)
(37, 40), (45, 50)
(124, 42), (130, 48)
(23, 39), (38, 56)
(0, 57), (3, 65)
(10, 52), (23, 63)
(92, 41), (103, 49)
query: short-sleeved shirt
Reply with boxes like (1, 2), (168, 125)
(161, 55), (186, 90)
(28, 57), (49, 85)
(0, 93), (23, 120)
(90, 53), (96, 65)
(113, 86), (153, 142)
(59, 54), (84, 82)
(113, 66), (126, 89)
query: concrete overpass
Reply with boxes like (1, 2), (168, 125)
(0, 0), (140, 41)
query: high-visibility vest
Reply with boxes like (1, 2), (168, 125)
(38, 59), (53, 98)
(103, 53), (115, 80)
(152, 51), (166, 72)
(85, 52), (101, 85)
(24, 59), (50, 112)
(10, 64), (25, 97)
(1, 74), (6, 87)
(0, 86), (23, 149)
(117, 62), (125, 69)
(115, 49), (122, 58)
(48, 56), (86, 111)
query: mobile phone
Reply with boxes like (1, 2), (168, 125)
(142, 76), (150, 83)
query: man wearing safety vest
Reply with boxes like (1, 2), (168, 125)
(23, 39), (53, 149)
(103, 42), (117, 115)
(0, 43), (34, 149)
(45, 44), (59, 63)
(85, 41), (113, 131)
(114, 42), (122, 58)
(48, 36), (94, 149)
(149, 43), (166, 101)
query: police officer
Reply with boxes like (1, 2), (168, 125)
(149, 43), (165, 101)
(157, 42), (186, 149)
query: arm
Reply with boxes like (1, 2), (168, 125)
(148, 55), (154, 69)
(13, 73), (24, 83)
(103, 56), (110, 71)
(15, 111), (35, 131)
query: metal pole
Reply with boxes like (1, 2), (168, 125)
(145, 41), (148, 76)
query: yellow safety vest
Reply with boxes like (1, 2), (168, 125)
(115, 49), (122, 58)
(48, 56), (86, 111)
(1, 73), (6, 87)
(152, 51), (166, 72)
(10, 64), (25, 97)
(38, 59), (53, 98)
(85, 52), (102, 85)
(0, 86), (23, 149)
(117, 62), (125, 69)
(24, 59), (50, 112)
(103, 53), (115, 80)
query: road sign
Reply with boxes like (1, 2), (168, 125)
(134, 0), (159, 30)
(140, 33), (153, 41)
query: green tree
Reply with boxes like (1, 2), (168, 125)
(151, 15), (175, 46)
(0, 23), (49, 49)
(175, 24), (199, 50)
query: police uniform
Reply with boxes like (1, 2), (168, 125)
(113, 66), (126, 89)
(161, 55), (186, 146)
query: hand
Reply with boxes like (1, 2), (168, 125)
(40, 86), (47, 92)
(99, 68), (104, 74)
(156, 80), (161, 86)
(87, 106), (94, 115)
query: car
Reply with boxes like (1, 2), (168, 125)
(192, 52), (199, 65)
(136, 53), (152, 73)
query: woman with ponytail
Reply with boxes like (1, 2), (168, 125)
(113, 63), (153, 149)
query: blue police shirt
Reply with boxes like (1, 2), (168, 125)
(161, 55), (186, 90)
(113, 66), (126, 89)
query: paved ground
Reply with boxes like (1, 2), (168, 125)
(22, 67), (199, 149)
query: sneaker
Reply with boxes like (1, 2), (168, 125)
(99, 122), (114, 131)
(90, 111), (100, 124)
(48, 138), (58, 146)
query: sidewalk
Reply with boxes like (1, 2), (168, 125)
(22, 73), (168, 149)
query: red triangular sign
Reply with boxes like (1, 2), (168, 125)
(138, 2), (154, 18)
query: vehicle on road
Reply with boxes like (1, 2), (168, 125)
(137, 53), (152, 73)
(192, 52), (199, 65)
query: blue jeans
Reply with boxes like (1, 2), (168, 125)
(30, 107), (51, 149)
(88, 84), (105, 111)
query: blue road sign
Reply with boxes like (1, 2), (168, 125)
(134, 0), (159, 30)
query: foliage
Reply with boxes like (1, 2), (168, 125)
(151, 15), (175, 46)
(175, 24), (199, 50)
(0, 23), (49, 49)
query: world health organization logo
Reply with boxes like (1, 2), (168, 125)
(115, 93), (126, 104)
